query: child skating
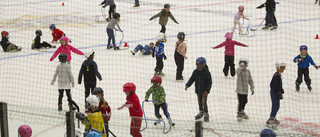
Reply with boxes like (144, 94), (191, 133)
(50, 36), (83, 63)
(212, 32), (248, 77)
(106, 12), (122, 50)
(185, 57), (212, 122)
(32, 30), (56, 49)
(232, 5), (248, 35)
(117, 82), (143, 137)
(1, 31), (21, 52)
(266, 61), (286, 129)
(174, 32), (187, 80)
(293, 45), (318, 92)
(152, 41), (167, 76)
(131, 42), (154, 56)
(149, 4), (179, 42)
(99, 0), (116, 22)
(145, 76), (175, 126)
(51, 53), (76, 111)
(235, 58), (254, 122)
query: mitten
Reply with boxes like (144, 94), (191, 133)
(315, 65), (319, 70)
(76, 112), (85, 121)
(175, 21), (179, 24)
(277, 93), (283, 100)
(152, 52), (155, 58)
(163, 54), (167, 60)
(251, 91), (254, 95)
(240, 62), (245, 67)
(296, 58), (303, 62)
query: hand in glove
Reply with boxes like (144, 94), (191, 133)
(277, 93), (283, 100)
(149, 18), (153, 21)
(163, 54), (167, 60)
(152, 52), (155, 58)
(76, 112), (85, 121)
(174, 21), (179, 24)
(296, 58), (303, 62)
(315, 65), (319, 70)
(145, 99), (148, 102)
(119, 30), (123, 32)
(240, 62), (245, 67)
(251, 91), (254, 95)
(117, 104), (133, 110)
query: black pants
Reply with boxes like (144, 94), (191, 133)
(174, 52), (184, 80)
(223, 55), (235, 76)
(237, 94), (248, 112)
(154, 103), (169, 118)
(108, 4), (116, 19)
(160, 25), (166, 34)
(84, 83), (96, 99)
(197, 93), (208, 113)
(296, 67), (311, 85)
(155, 57), (164, 72)
(35, 41), (52, 49)
(104, 121), (109, 137)
(58, 89), (72, 105)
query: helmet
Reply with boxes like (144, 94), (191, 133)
(92, 87), (104, 96)
(18, 125), (32, 137)
(35, 30), (42, 36)
(123, 82), (136, 92)
(196, 57), (206, 66)
(300, 45), (307, 51)
(238, 5), (244, 11)
(86, 95), (100, 107)
(225, 32), (233, 40)
(239, 58), (249, 65)
(275, 60), (286, 69)
(113, 12), (120, 19)
(58, 53), (68, 63)
(157, 33), (166, 41)
(177, 32), (185, 40)
(86, 131), (102, 137)
(151, 76), (162, 85)
(60, 36), (69, 44)
(1, 31), (9, 37)
(84, 50), (95, 59)
(164, 4), (170, 8)
(49, 24), (56, 30)
(260, 129), (276, 137)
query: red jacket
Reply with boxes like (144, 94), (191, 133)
(212, 39), (247, 56)
(98, 101), (111, 121)
(126, 93), (143, 117)
(52, 29), (64, 41)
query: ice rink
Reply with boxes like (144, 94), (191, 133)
(1, 0), (320, 136)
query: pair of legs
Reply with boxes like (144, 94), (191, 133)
(154, 103), (170, 119)
(35, 41), (53, 49)
(106, 28), (117, 48)
(265, 10), (276, 27)
(174, 52), (184, 80)
(58, 89), (72, 106)
(130, 117), (142, 137)
(197, 92), (208, 116)
(155, 57), (164, 75)
(107, 4), (116, 21)
(6, 44), (20, 52)
(295, 67), (311, 89)
(223, 55), (235, 77)
(232, 19), (242, 33)
(237, 94), (248, 112)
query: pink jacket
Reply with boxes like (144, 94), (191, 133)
(50, 44), (83, 62)
(212, 39), (247, 56)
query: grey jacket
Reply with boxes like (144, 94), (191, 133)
(107, 18), (122, 31)
(150, 9), (178, 26)
(235, 67), (254, 94)
(51, 63), (74, 89)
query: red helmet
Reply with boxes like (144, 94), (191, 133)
(123, 82), (136, 92)
(151, 76), (162, 85)
(1, 31), (9, 37)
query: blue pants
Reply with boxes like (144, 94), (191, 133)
(107, 28), (116, 47)
(154, 103), (169, 119)
(270, 91), (280, 118)
(135, 0), (139, 5)
(134, 44), (144, 52)
(265, 10), (276, 26)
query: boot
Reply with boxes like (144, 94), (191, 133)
(168, 118), (175, 126)
(114, 46), (120, 50)
(159, 71), (165, 77)
(296, 84), (300, 92)
(141, 49), (146, 54)
(270, 25), (277, 30)
(154, 117), (163, 125)
(58, 104), (62, 111)
(203, 113), (209, 122)
(266, 117), (280, 125)
(131, 50), (136, 55)
(307, 84), (312, 91)
(154, 71), (159, 76)
(195, 112), (203, 120)
(262, 26), (269, 30)
(107, 45), (112, 49)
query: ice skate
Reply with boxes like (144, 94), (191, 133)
(69, 104), (76, 111)
(203, 113), (209, 122)
(113, 46), (120, 50)
(262, 26), (269, 30)
(237, 113), (243, 122)
(296, 84), (300, 92)
(131, 50), (136, 55)
(266, 117), (280, 130)
(239, 30), (244, 36)
(154, 117), (163, 125)
(133, 4), (140, 7)
(107, 45), (112, 49)
(16, 46), (22, 51)
(158, 71), (165, 77)
(168, 118), (175, 126)
(51, 45), (56, 48)
(58, 104), (62, 111)
(195, 112), (203, 120)
(141, 49), (145, 55)
(307, 84), (312, 91)
(270, 26), (277, 30)
(154, 71), (160, 76)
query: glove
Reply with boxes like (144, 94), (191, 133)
(119, 30), (123, 32)
(163, 54), (167, 60)
(240, 62), (245, 67)
(76, 112), (85, 121)
(251, 91), (254, 95)
(117, 104), (133, 110)
(175, 21), (179, 24)
(145, 99), (148, 102)
(158, 100), (162, 103)
(277, 93), (283, 100)
(152, 52), (155, 58)
(149, 18), (153, 21)
(315, 65), (319, 70)
(256, 4), (264, 9)
(296, 58), (303, 62)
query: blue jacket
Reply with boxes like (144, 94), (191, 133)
(186, 65), (212, 94)
(293, 54), (315, 69)
(143, 45), (151, 55)
(153, 42), (165, 58)
(78, 59), (102, 84)
(270, 72), (284, 94)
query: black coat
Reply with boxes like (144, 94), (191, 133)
(186, 65), (212, 94)
(1, 37), (10, 52)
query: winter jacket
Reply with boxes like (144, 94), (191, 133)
(51, 28), (64, 42)
(213, 39), (247, 56)
(266, 0), (276, 11)
(51, 63), (74, 89)
(78, 59), (102, 84)
(153, 42), (165, 58)
(98, 101), (111, 121)
(235, 67), (254, 94)
(100, 0), (114, 6)
(107, 18), (121, 31)
(293, 54), (316, 69)
(145, 86), (166, 105)
(270, 72), (284, 94)
(126, 92), (143, 117)
(50, 39), (83, 62)
(82, 109), (107, 137)
(0, 37), (10, 52)
(186, 65), (212, 94)
(150, 9), (178, 26)
(175, 41), (187, 58)
(34, 35), (42, 49)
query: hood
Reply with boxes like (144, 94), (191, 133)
(83, 59), (94, 66)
